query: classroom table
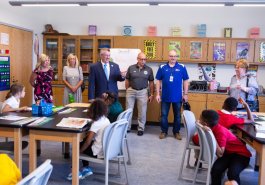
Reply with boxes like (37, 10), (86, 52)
(27, 107), (90, 185)
(0, 111), (32, 171)
(234, 112), (265, 185)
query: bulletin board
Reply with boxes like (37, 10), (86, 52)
(0, 56), (10, 91)
(110, 48), (141, 90)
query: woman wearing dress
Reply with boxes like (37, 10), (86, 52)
(30, 53), (53, 103)
(229, 59), (259, 111)
(63, 53), (83, 105)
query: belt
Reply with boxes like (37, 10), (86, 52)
(132, 87), (147, 91)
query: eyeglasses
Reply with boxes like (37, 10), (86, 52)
(169, 55), (178, 58)
(138, 58), (147, 61)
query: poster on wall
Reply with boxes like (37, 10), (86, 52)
(168, 41), (181, 60)
(198, 64), (216, 81)
(190, 41), (202, 59)
(236, 42), (249, 60)
(258, 42), (265, 62)
(213, 42), (226, 61)
(144, 40), (156, 59)
(0, 56), (10, 91)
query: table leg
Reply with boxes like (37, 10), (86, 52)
(13, 128), (22, 171)
(29, 133), (37, 173)
(72, 134), (80, 185)
(259, 145), (265, 185)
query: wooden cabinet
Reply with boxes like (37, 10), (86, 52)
(259, 96), (265, 112)
(113, 36), (139, 48)
(188, 93), (207, 119)
(208, 38), (231, 63)
(163, 37), (208, 62)
(44, 36), (60, 82)
(95, 36), (113, 62)
(52, 86), (64, 106)
(137, 36), (163, 61)
(207, 94), (228, 111)
(230, 39), (255, 63)
(254, 39), (265, 63)
(78, 36), (95, 85)
(163, 37), (186, 61)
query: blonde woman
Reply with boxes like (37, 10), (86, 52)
(63, 53), (83, 105)
(30, 53), (53, 103)
(229, 59), (259, 111)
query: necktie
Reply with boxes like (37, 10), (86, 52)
(104, 64), (109, 80)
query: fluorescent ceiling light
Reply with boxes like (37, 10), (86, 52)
(158, 3), (224, 6)
(234, 4), (265, 7)
(86, 3), (149, 6)
(21, 4), (80, 6)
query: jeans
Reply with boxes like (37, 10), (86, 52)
(160, 102), (182, 134)
(211, 153), (250, 185)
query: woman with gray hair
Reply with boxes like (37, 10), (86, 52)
(229, 59), (259, 111)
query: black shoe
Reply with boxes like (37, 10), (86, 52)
(127, 130), (131, 133)
(137, 130), (144, 136)
(194, 159), (202, 169)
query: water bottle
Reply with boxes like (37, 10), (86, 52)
(68, 93), (75, 103)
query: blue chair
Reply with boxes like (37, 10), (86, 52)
(193, 123), (217, 185)
(17, 159), (53, 185)
(80, 119), (129, 185)
(117, 108), (133, 165)
(178, 110), (200, 181)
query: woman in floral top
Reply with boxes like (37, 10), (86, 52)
(30, 53), (53, 103)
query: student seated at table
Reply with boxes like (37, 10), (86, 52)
(200, 109), (251, 185)
(2, 83), (29, 113)
(193, 96), (254, 146)
(67, 98), (110, 180)
(102, 91), (123, 123)
(0, 154), (21, 185)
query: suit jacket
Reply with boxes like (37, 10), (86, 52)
(88, 61), (125, 99)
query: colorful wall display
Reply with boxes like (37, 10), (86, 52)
(0, 56), (10, 91)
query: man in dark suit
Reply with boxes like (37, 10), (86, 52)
(88, 48), (126, 100)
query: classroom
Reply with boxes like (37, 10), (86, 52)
(0, 0), (265, 185)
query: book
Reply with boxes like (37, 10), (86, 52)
(197, 24), (206, 37)
(249, 27), (260, 38)
(88, 25), (97, 36)
(56, 117), (91, 128)
(147, 26), (157, 36)
(224, 28), (232, 38)
(171, 27), (181, 37)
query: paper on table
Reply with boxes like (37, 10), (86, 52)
(56, 117), (91, 128)
(58, 108), (76, 114)
(0, 115), (28, 121)
(66, 103), (90, 108)
(256, 132), (265, 139)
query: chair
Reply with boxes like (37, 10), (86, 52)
(178, 110), (200, 181)
(17, 159), (53, 185)
(192, 123), (217, 185)
(80, 119), (129, 185)
(117, 108), (133, 165)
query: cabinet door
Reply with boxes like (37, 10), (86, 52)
(53, 86), (64, 106)
(188, 93), (207, 120)
(113, 36), (139, 48)
(44, 36), (59, 82)
(163, 38), (186, 61)
(254, 39), (265, 63)
(137, 37), (163, 61)
(259, 96), (265, 112)
(62, 36), (77, 64)
(230, 39), (255, 63)
(207, 94), (228, 110)
(208, 39), (231, 63)
(185, 38), (208, 62)
(78, 37), (95, 85)
(95, 36), (113, 62)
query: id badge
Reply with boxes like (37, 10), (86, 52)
(169, 75), (173, 82)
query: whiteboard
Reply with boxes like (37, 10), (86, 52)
(110, 48), (141, 90)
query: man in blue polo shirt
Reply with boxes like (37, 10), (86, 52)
(156, 50), (189, 140)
